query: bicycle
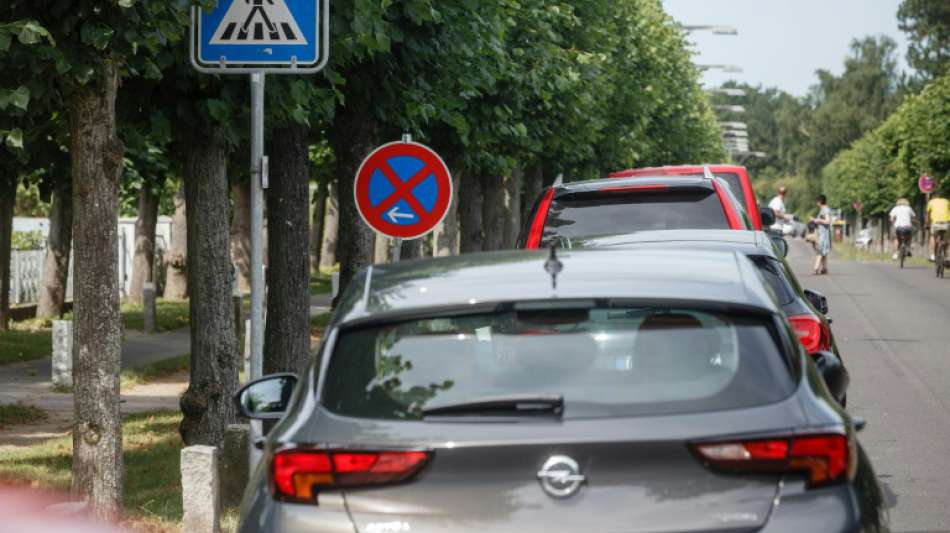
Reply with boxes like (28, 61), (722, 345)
(936, 228), (948, 278)
(896, 228), (912, 269)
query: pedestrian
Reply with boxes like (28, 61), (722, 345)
(768, 186), (788, 232)
(811, 194), (833, 275)
(926, 193), (950, 262)
(889, 198), (916, 260)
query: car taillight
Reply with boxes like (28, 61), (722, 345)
(525, 188), (556, 249)
(693, 433), (856, 487)
(788, 314), (830, 353)
(271, 450), (430, 502)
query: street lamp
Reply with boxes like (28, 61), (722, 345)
(707, 88), (746, 97)
(714, 105), (745, 113)
(682, 25), (738, 36)
(719, 121), (748, 130)
(698, 64), (744, 74)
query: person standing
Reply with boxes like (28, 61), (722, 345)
(811, 195), (833, 275)
(926, 194), (950, 262)
(768, 186), (788, 232)
(889, 198), (916, 260)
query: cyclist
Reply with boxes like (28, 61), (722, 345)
(927, 194), (950, 262)
(889, 198), (915, 260)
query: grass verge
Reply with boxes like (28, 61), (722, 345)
(121, 354), (190, 389)
(833, 241), (930, 267)
(0, 411), (184, 532)
(0, 327), (51, 366)
(0, 403), (48, 428)
(119, 299), (191, 332)
(310, 271), (333, 296)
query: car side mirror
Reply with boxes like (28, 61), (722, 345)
(814, 351), (849, 405)
(804, 288), (829, 315)
(759, 207), (776, 228)
(234, 373), (298, 420)
(771, 235), (789, 257)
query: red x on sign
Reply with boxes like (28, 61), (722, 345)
(354, 141), (453, 239)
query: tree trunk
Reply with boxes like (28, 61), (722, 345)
(129, 185), (159, 306)
(163, 183), (188, 299)
(36, 176), (72, 319)
(178, 131), (239, 448)
(458, 174), (484, 254)
(331, 109), (376, 294)
(400, 238), (424, 260)
(230, 181), (251, 293)
(482, 175), (507, 251)
(434, 171), (460, 256)
(523, 163), (544, 220)
(0, 179), (14, 331)
(374, 234), (391, 263)
(319, 182), (338, 269)
(309, 182), (327, 274)
(263, 124), (311, 376)
(69, 62), (124, 520)
(502, 167), (523, 249)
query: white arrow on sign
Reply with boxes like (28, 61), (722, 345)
(387, 206), (416, 223)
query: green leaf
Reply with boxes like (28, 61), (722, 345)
(0, 32), (12, 51)
(10, 86), (30, 111)
(81, 22), (115, 50)
(206, 99), (229, 122)
(5, 129), (24, 150)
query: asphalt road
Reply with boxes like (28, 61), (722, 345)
(785, 239), (950, 532)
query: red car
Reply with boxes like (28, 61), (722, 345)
(518, 174), (751, 249)
(610, 165), (764, 230)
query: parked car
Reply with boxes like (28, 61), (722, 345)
(563, 229), (847, 405)
(517, 173), (753, 249)
(609, 164), (764, 229)
(235, 248), (886, 532)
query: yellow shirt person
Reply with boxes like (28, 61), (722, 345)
(928, 197), (950, 225)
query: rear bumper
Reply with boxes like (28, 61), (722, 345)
(761, 481), (888, 533)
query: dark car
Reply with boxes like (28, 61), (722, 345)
(235, 248), (886, 532)
(518, 174), (752, 249)
(562, 230), (846, 403)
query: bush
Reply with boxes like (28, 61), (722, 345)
(11, 230), (44, 250)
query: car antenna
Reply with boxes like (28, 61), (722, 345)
(544, 245), (564, 290)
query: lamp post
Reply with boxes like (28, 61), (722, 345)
(682, 25), (738, 35)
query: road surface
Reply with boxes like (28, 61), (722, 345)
(786, 239), (950, 532)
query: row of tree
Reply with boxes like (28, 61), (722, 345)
(0, 0), (724, 518)
(823, 72), (950, 215)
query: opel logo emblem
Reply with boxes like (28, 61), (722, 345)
(537, 455), (585, 499)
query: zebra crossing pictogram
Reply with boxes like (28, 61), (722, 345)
(210, 0), (308, 45)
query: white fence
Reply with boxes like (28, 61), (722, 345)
(9, 249), (74, 306)
(10, 216), (173, 306)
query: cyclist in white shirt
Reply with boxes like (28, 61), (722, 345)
(768, 186), (788, 232)
(889, 198), (916, 260)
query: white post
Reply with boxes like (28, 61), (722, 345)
(181, 445), (220, 533)
(52, 320), (73, 389)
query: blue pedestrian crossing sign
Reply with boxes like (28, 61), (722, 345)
(191, 0), (329, 73)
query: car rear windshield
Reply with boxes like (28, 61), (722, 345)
(540, 189), (729, 246)
(322, 307), (796, 421)
(713, 173), (747, 208)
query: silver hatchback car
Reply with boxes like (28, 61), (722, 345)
(235, 248), (887, 532)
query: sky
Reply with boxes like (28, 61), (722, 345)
(661, 0), (911, 96)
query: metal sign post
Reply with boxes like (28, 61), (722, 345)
(191, 0), (329, 468)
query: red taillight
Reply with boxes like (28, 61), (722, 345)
(271, 450), (430, 502)
(598, 184), (668, 193)
(788, 314), (830, 353)
(693, 433), (855, 487)
(525, 188), (556, 249)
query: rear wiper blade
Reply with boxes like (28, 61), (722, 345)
(422, 394), (564, 417)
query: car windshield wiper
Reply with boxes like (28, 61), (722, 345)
(422, 394), (564, 418)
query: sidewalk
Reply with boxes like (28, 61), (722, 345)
(0, 328), (191, 447)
